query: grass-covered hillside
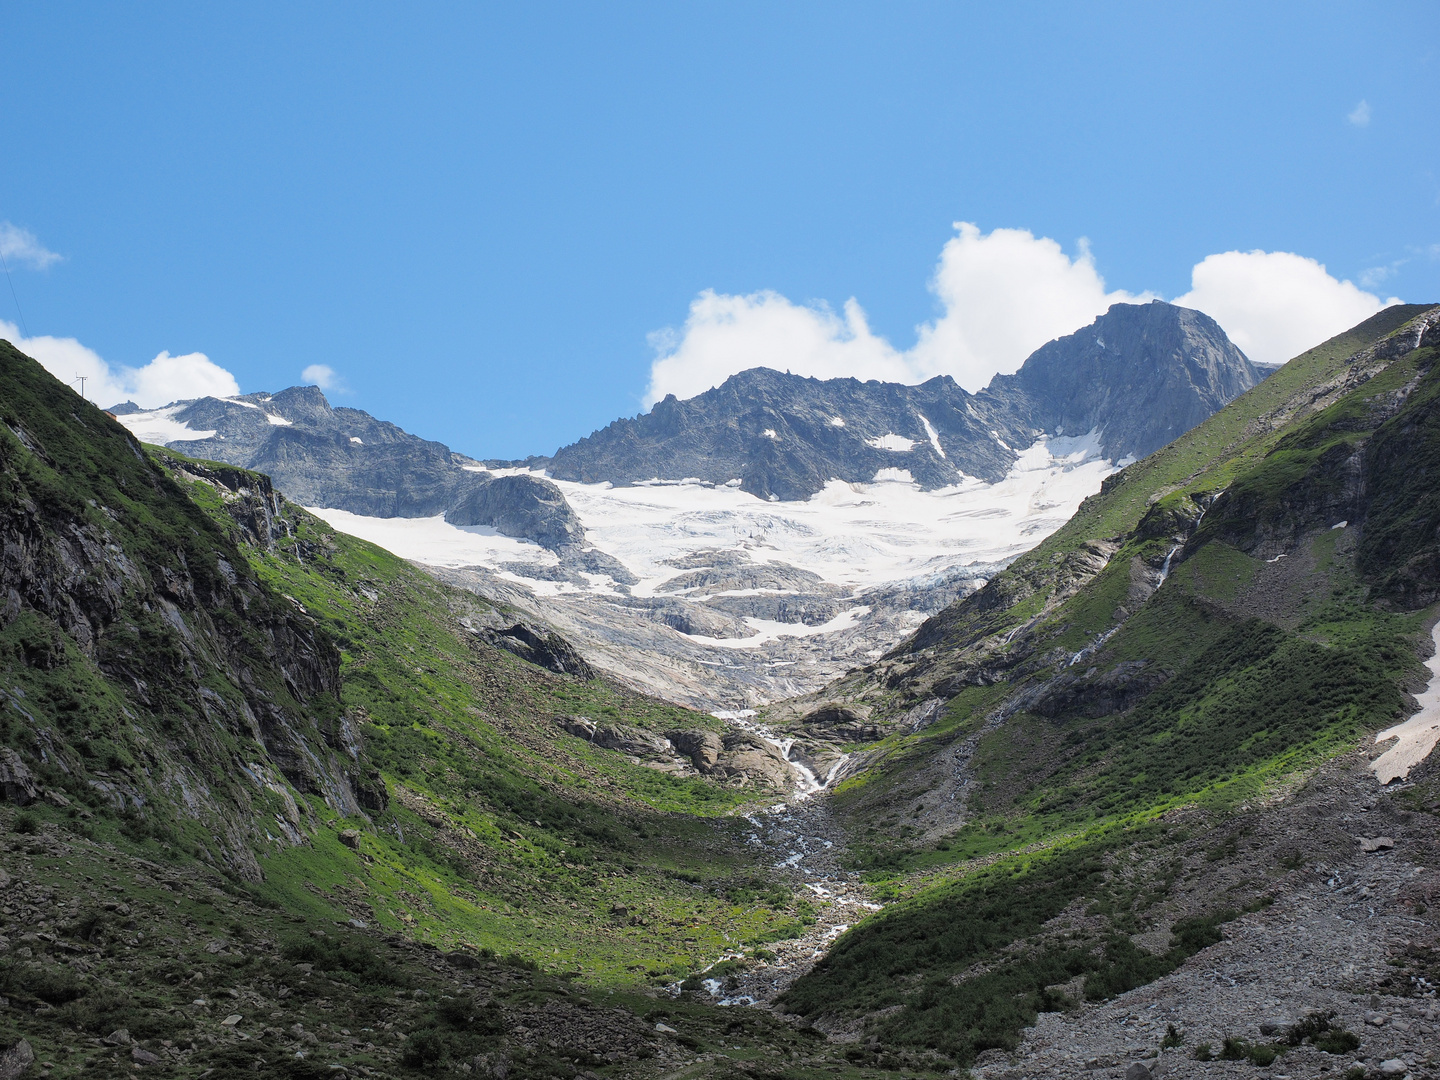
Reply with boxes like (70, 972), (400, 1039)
(0, 341), (865, 1077)
(771, 305), (1440, 1065)
(157, 448), (818, 983)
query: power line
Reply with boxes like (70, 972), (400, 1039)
(0, 245), (29, 338)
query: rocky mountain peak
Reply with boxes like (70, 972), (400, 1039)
(537, 301), (1263, 500)
(113, 386), (584, 551)
(983, 299), (1260, 463)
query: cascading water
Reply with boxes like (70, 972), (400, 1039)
(1157, 544), (1180, 585)
(712, 709), (848, 799)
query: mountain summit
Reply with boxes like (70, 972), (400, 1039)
(115, 384), (585, 549)
(533, 301), (1261, 500)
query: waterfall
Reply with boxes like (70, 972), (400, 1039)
(1157, 544), (1180, 585)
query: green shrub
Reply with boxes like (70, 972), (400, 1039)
(0, 962), (84, 1005)
(1217, 1037), (1283, 1066)
(401, 1027), (448, 1067)
(279, 933), (400, 985)
(12, 812), (37, 834)
(1314, 1028), (1361, 1055)
(1282, 1010), (1360, 1054)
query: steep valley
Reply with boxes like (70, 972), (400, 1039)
(112, 301), (1263, 710)
(1, 302), (1440, 1080)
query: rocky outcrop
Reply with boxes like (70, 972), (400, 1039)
(800, 704), (883, 742)
(668, 729), (724, 771)
(117, 385), (584, 551)
(445, 474), (585, 550)
(0, 343), (379, 878)
(667, 729), (796, 788)
(475, 623), (595, 679)
(558, 716), (670, 757)
(0, 747), (38, 805)
(530, 301), (1262, 500)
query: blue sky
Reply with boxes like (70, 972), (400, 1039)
(1, 2), (1436, 459)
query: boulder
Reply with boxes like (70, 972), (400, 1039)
(0, 1040), (32, 1080)
(0, 750), (37, 806)
(476, 623), (595, 679)
(667, 730), (724, 772)
(338, 829), (361, 850)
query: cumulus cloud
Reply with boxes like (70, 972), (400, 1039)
(1173, 250), (1399, 365)
(645, 223), (1149, 403)
(644, 225), (1404, 404)
(0, 319), (240, 408)
(1347, 99), (1372, 127)
(301, 363), (344, 391)
(0, 222), (62, 270)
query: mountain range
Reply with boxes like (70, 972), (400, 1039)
(2, 300), (1438, 1078)
(110, 300), (1265, 707)
(529, 301), (1261, 500)
(117, 300), (1259, 510)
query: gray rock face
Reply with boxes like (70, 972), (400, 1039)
(445, 474), (584, 550)
(0, 748), (39, 805)
(473, 623), (596, 679)
(529, 301), (1261, 500)
(981, 299), (1260, 466)
(124, 385), (584, 551)
(0, 1039), (34, 1080)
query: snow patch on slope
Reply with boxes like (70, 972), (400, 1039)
(304, 509), (558, 573)
(1372, 621), (1440, 784)
(116, 405), (217, 445)
(307, 430), (1115, 605)
(918, 414), (946, 458)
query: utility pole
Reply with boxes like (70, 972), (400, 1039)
(73, 374), (87, 400)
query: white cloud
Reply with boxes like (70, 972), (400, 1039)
(908, 225), (1152, 390)
(645, 223), (1149, 403)
(301, 363), (343, 391)
(0, 319), (240, 408)
(0, 222), (62, 270)
(1173, 250), (1399, 365)
(644, 226), (1405, 404)
(1347, 99), (1372, 127)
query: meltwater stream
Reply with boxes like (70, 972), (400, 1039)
(711, 709), (849, 799)
(679, 710), (871, 1007)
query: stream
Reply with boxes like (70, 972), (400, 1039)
(673, 711), (871, 1009)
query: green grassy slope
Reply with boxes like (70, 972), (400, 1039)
(0, 809), (881, 1079)
(778, 306), (1440, 1065)
(0, 343), (811, 991)
(895, 303), (1436, 662)
(161, 455), (811, 982)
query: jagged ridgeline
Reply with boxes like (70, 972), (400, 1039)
(771, 304), (1440, 1063)
(0, 340), (824, 979)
